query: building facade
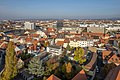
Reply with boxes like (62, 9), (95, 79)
(24, 22), (35, 30)
(46, 45), (62, 56)
(69, 40), (94, 48)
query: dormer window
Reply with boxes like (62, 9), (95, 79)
(112, 58), (114, 61)
(116, 58), (118, 62)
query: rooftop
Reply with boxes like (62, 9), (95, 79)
(105, 65), (120, 80)
(72, 70), (87, 80)
(47, 74), (61, 80)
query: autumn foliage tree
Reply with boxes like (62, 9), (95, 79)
(65, 62), (72, 73)
(44, 58), (59, 76)
(74, 47), (86, 64)
(1, 41), (17, 80)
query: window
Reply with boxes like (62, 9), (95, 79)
(116, 58), (118, 62)
(104, 55), (106, 58)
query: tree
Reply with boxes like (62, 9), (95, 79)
(118, 42), (120, 49)
(74, 48), (86, 64)
(44, 58), (59, 76)
(1, 41), (17, 80)
(65, 62), (72, 73)
(66, 44), (71, 51)
(43, 76), (47, 80)
(62, 63), (66, 73)
(28, 57), (44, 77)
(18, 52), (34, 61)
(44, 41), (49, 47)
(44, 60), (53, 76)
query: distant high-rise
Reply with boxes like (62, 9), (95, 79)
(24, 22), (35, 30)
(57, 21), (63, 29)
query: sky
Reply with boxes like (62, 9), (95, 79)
(0, 0), (120, 20)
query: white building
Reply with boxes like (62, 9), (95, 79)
(36, 30), (47, 38)
(87, 27), (105, 33)
(69, 41), (80, 48)
(106, 27), (120, 31)
(24, 22), (35, 30)
(69, 40), (94, 48)
(80, 23), (109, 27)
(61, 26), (82, 33)
(80, 24), (88, 27)
(79, 40), (94, 47)
(46, 45), (62, 56)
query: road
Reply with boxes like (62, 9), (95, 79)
(0, 50), (5, 73)
(94, 50), (104, 80)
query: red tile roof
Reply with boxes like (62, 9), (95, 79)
(75, 34), (81, 37)
(28, 46), (34, 50)
(116, 34), (120, 39)
(25, 37), (32, 42)
(56, 41), (64, 46)
(47, 74), (61, 80)
(82, 32), (109, 38)
(105, 65), (120, 80)
(29, 34), (39, 37)
(33, 39), (38, 45)
(0, 42), (8, 49)
(51, 35), (57, 38)
(72, 70), (87, 80)
(109, 55), (120, 65)
(100, 39), (108, 44)
(47, 28), (56, 32)
(0, 34), (2, 36)
(0, 40), (4, 44)
(39, 38), (47, 41)
(7, 33), (15, 38)
(102, 50), (111, 59)
(64, 38), (69, 43)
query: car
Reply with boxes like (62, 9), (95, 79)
(96, 66), (99, 73)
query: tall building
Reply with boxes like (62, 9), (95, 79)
(57, 21), (63, 29)
(24, 22), (35, 30)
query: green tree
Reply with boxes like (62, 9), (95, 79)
(28, 57), (44, 77)
(1, 41), (17, 80)
(18, 52), (34, 61)
(44, 66), (52, 76)
(74, 48), (86, 64)
(44, 60), (53, 76)
(62, 63), (66, 73)
(66, 44), (71, 51)
(43, 76), (47, 80)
